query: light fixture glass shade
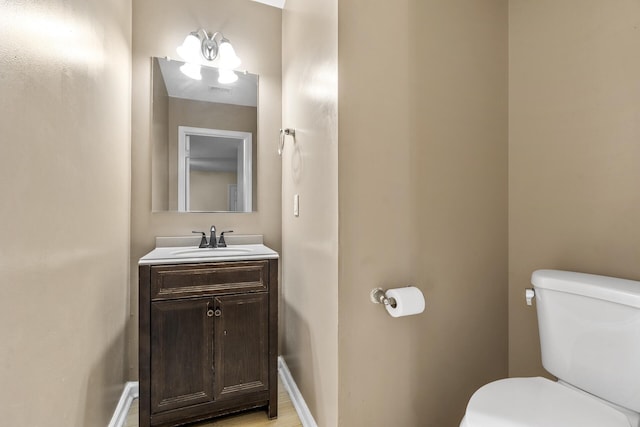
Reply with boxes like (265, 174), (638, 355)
(180, 62), (202, 80)
(218, 68), (238, 84)
(176, 33), (201, 62)
(217, 39), (241, 69)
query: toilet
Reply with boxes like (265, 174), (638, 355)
(461, 269), (640, 427)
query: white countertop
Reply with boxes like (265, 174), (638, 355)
(139, 241), (279, 265)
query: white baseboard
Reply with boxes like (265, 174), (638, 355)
(278, 356), (318, 427)
(109, 363), (312, 427)
(108, 381), (139, 427)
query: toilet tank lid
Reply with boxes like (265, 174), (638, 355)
(532, 269), (640, 309)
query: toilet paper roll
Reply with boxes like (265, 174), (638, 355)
(385, 286), (425, 318)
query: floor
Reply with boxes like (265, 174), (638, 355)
(125, 377), (303, 427)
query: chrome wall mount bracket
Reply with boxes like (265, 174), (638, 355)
(370, 288), (397, 308)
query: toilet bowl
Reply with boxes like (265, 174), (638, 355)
(461, 270), (640, 427)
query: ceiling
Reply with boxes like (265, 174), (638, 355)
(251, 0), (285, 9)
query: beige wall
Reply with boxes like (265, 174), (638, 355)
(0, 0), (131, 426)
(131, 0), (282, 378)
(338, 0), (508, 425)
(281, 0), (339, 425)
(190, 170), (237, 211)
(508, 0), (640, 377)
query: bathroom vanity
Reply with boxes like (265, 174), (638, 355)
(138, 238), (278, 427)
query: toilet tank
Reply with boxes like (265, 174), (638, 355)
(532, 269), (640, 413)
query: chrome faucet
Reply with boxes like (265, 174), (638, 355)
(208, 225), (217, 248)
(192, 226), (219, 248)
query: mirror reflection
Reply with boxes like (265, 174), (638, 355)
(151, 57), (258, 212)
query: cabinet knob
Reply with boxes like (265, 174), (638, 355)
(214, 309), (222, 317)
(207, 309), (214, 317)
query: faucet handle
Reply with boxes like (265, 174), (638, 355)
(192, 231), (208, 248)
(218, 230), (234, 247)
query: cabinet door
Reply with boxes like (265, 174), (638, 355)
(150, 297), (214, 414)
(213, 293), (269, 400)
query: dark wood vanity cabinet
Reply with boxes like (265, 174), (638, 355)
(139, 259), (278, 427)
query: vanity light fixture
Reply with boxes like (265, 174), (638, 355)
(176, 29), (242, 83)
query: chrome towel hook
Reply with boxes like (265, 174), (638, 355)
(278, 128), (296, 155)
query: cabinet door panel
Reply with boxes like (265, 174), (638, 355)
(213, 293), (269, 400)
(151, 298), (214, 414)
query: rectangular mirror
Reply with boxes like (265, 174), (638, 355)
(151, 57), (258, 212)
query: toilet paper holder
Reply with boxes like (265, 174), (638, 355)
(370, 288), (398, 308)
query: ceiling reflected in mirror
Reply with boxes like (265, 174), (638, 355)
(156, 58), (257, 107)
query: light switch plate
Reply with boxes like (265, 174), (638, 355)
(294, 194), (300, 217)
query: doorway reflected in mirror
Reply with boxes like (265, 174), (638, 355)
(178, 126), (252, 212)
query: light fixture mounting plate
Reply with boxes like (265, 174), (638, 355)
(201, 37), (218, 61)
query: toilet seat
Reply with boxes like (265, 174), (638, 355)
(463, 377), (631, 427)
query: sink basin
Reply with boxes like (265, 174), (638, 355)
(170, 247), (253, 257)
